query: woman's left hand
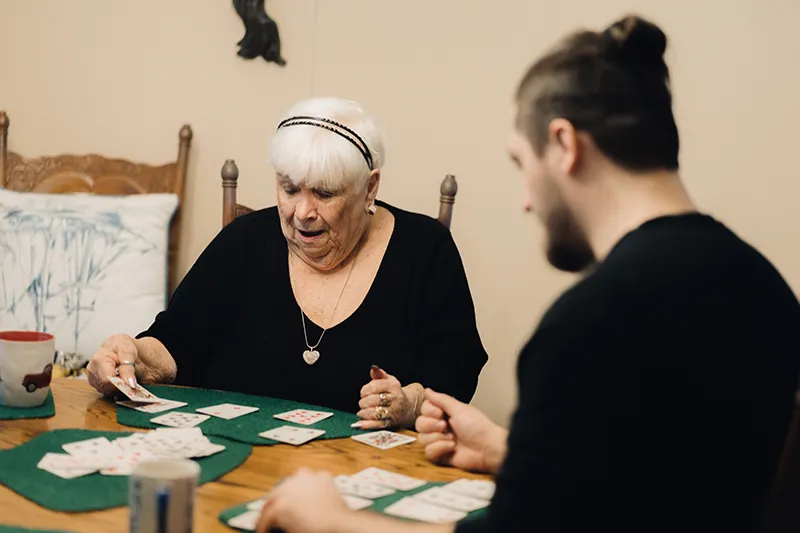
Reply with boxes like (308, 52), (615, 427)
(356, 366), (423, 429)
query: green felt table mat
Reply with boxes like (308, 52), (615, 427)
(0, 391), (55, 420)
(0, 428), (252, 513)
(218, 481), (487, 530)
(116, 385), (362, 445)
(0, 526), (74, 533)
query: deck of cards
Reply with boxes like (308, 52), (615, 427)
(37, 429), (225, 479)
(110, 377), (190, 414)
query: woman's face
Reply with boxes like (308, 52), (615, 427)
(277, 172), (378, 271)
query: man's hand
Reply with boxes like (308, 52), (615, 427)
(256, 469), (348, 533)
(416, 388), (508, 475)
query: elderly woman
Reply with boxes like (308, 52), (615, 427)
(87, 97), (488, 429)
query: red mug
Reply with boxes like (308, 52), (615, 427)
(0, 331), (55, 408)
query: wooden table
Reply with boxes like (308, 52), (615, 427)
(0, 380), (488, 532)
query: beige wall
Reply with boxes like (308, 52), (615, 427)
(1, 0), (799, 425)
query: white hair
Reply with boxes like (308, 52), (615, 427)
(269, 97), (386, 191)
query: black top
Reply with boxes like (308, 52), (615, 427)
(139, 201), (488, 413)
(458, 214), (800, 533)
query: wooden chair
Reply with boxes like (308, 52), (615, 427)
(220, 159), (459, 229)
(0, 111), (192, 295)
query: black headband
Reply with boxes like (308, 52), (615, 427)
(276, 115), (374, 170)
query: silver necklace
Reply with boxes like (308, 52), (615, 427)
(297, 239), (361, 365)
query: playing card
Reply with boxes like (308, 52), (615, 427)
(196, 403), (259, 420)
(350, 430), (416, 450)
(99, 449), (157, 476)
(150, 412), (210, 428)
(342, 494), (373, 511)
(246, 498), (268, 511)
(351, 467), (426, 491)
(333, 475), (396, 499)
(37, 453), (98, 479)
(444, 478), (496, 501)
(412, 486), (489, 512)
(117, 399), (188, 414)
(273, 409), (333, 425)
(259, 426), (325, 445)
(62, 437), (118, 459)
(107, 376), (161, 403)
(227, 510), (260, 531)
(384, 496), (467, 523)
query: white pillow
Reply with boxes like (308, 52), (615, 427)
(0, 189), (178, 361)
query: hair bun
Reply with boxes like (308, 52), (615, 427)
(603, 15), (667, 70)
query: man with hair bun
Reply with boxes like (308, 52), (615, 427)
(255, 15), (800, 533)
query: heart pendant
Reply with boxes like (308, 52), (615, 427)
(303, 350), (320, 365)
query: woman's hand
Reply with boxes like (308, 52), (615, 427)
(355, 366), (424, 429)
(86, 334), (141, 396)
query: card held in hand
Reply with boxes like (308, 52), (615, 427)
(350, 430), (416, 450)
(108, 376), (162, 403)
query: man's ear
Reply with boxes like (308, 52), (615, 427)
(548, 118), (580, 175)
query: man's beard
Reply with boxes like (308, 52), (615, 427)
(544, 201), (595, 273)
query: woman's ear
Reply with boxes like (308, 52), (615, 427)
(365, 169), (381, 208)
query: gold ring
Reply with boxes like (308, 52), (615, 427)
(375, 406), (389, 420)
(379, 392), (391, 407)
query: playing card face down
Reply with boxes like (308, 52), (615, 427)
(196, 403), (259, 420)
(444, 478), (496, 501)
(150, 412), (210, 428)
(384, 496), (467, 523)
(117, 399), (188, 414)
(333, 475), (395, 499)
(259, 426), (325, 445)
(350, 430), (416, 450)
(350, 467), (426, 491)
(107, 377), (161, 403)
(273, 409), (333, 425)
(412, 486), (489, 512)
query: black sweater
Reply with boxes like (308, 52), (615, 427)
(139, 201), (488, 413)
(458, 213), (800, 533)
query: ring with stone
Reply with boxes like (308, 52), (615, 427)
(375, 406), (389, 420)
(379, 392), (391, 407)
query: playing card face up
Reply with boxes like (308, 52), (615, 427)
(350, 430), (416, 450)
(333, 475), (396, 499)
(259, 425), (325, 445)
(107, 377), (161, 403)
(117, 399), (188, 414)
(273, 409), (333, 425)
(150, 412), (210, 428)
(444, 478), (496, 501)
(37, 453), (98, 479)
(384, 496), (467, 523)
(61, 437), (117, 459)
(350, 467), (426, 491)
(227, 510), (260, 531)
(196, 403), (259, 420)
(412, 486), (489, 512)
(342, 494), (373, 511)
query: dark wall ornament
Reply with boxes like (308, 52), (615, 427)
(233, 0), (286, 67)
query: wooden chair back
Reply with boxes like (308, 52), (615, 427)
(220, 159), (459, 229)
(0, 111), (192, 294)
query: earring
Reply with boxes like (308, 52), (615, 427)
(368, 204), (377, 215)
